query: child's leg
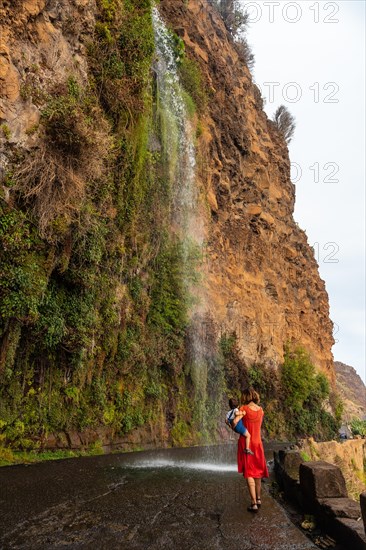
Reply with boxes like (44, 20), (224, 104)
(243, 430), (254, 455)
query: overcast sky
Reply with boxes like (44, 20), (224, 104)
(240, 0), (365, 381)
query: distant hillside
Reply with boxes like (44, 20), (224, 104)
(335, 361), (366, 421)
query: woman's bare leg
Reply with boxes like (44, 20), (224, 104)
(246, 477), (257, 505)
(254, 478), (261, 502)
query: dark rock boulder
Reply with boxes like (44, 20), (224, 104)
(332, 517), (366, 550)
(280, 449), (304, 480)
(315, 496), (365, 549)
(274, 450), (304, 505)
(317, 497), (361, 520)
(361, 492), (366, 535)
(299, 461), (348, 506)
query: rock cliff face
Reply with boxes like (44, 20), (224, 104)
(335, 361), (366, 421)
(0, 0), (337, 451)
(160, 0), (335, 378)
(0, 0), (335, 375)
(0, 0), (95, 146)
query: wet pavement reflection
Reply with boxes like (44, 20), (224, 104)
(0, 443), (316, 549)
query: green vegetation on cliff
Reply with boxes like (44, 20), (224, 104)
(220, 338), (341, 441)
(0, 0), (212, 456)
(350, 419), (366, 437)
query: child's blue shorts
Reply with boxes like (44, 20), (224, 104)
(233, 419), (247, 436)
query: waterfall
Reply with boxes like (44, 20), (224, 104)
(151, 7), (203, 246)
(151, 8), (223, 440)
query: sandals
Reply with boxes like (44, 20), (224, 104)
(247, 503), (259, 513)
(256, 498), (262, 507)
(244, 448), (254, 455)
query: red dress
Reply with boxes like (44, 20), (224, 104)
(237, 405), (269, 479)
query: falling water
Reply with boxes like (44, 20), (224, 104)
(151, 8), (224, 438)
(152, 7), (203, 245)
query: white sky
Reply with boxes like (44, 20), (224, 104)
(240, 0), (366, 381)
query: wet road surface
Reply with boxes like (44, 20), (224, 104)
(0, 444), (316, 549)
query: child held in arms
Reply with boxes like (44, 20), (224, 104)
(225, 398), (254, 455)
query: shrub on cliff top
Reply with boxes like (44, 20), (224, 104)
(209, 0), (255, 72)
(272, 105), (296, 144)
(210, 0), (250, 37)
(234, 38), (255, 72)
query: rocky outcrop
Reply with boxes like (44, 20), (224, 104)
(160, 0), (335, 378)
(335, 361), (366, 420)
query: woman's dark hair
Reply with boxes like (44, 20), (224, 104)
(229, 398), (238, 409)
(241, 387), (260, 404)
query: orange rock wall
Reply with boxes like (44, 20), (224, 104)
(160, 0), (335, 379)
(0, 0), (335, 379)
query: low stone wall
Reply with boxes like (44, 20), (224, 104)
(274, 450), (366, 549)
(299, 437), (366, 500)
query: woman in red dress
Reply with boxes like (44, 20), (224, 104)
(237, 387), (269, 512)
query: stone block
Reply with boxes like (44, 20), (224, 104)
(361, 492), (366, 535)
(282, 451), (303, 481)
(332, 517), (366, 550)
(274, 450), (303, 506)
(299, 461), (348, 504)
(317, 497), (361, 520)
